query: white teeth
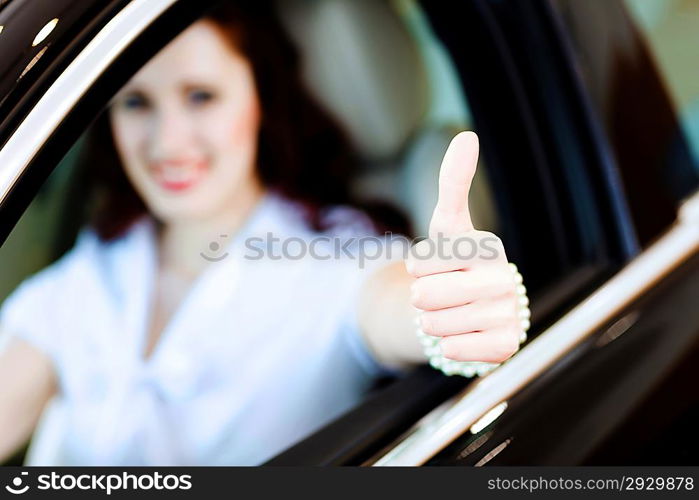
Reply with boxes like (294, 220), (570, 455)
(164, 169), (192, 182)
(154, 165), (202, 184)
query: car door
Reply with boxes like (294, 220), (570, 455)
(266, 0), (699, 466)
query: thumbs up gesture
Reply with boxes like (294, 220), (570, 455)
(406, 132), (522, 364)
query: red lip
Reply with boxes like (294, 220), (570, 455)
(159, 178), (199, 192)
(150, 160), (208, 193)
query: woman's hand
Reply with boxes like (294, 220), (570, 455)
(406, 131), (522, 363)
(0, 336), (57, 463)
(358, 131), (522, 370)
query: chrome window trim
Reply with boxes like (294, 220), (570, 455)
(0, 0), (179, 205)
(371, 191), (699, 466)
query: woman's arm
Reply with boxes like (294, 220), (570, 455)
(0, 335), (57, 463)
(357, 260), (425, 370)
(358, 132), (522, 370)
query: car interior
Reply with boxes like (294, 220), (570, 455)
(0, 0), (503, 463)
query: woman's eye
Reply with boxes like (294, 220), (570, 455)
(189, 90), (215, 105)
(121, 94), (149, 110)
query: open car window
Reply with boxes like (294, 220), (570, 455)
(0, 0), (650, 466)
(0, 0), (495, 465)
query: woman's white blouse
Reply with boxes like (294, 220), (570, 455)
(0, 192), (399, 465)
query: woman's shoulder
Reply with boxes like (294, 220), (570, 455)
(318, 204), (379, 238)
(18, 227), (102, 290)
(2, 218), (147, 305)
(261, 192), (407, 279)
(0, 219), (148, 352)
(0, 226), (102, 355)
(268, 191), (380, 239)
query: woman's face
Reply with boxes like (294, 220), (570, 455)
(109, 20), (261, 224)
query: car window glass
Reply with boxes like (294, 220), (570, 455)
(624, 0), (699, 169)
(552, 0), (699, 246)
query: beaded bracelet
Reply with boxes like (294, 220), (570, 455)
(416, 263), (531, 377)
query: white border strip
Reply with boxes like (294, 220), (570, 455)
(373, 191), (699, 466)
(2, 0), (698, 468)
(0, 0), (178, 203)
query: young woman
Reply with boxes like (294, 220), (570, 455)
(0, 2), (523, 465)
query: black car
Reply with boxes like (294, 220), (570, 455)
(0, 0), (697, 466)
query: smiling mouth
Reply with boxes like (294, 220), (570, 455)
(151, 160), (208, 192)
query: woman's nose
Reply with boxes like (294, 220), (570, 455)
(148, 107), (196, 160)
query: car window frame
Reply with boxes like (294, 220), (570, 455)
(0, 0), (216, 243)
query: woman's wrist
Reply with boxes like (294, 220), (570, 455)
(416, 262), (530, 377)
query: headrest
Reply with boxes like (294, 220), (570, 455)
(277, 0), (429, 161)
